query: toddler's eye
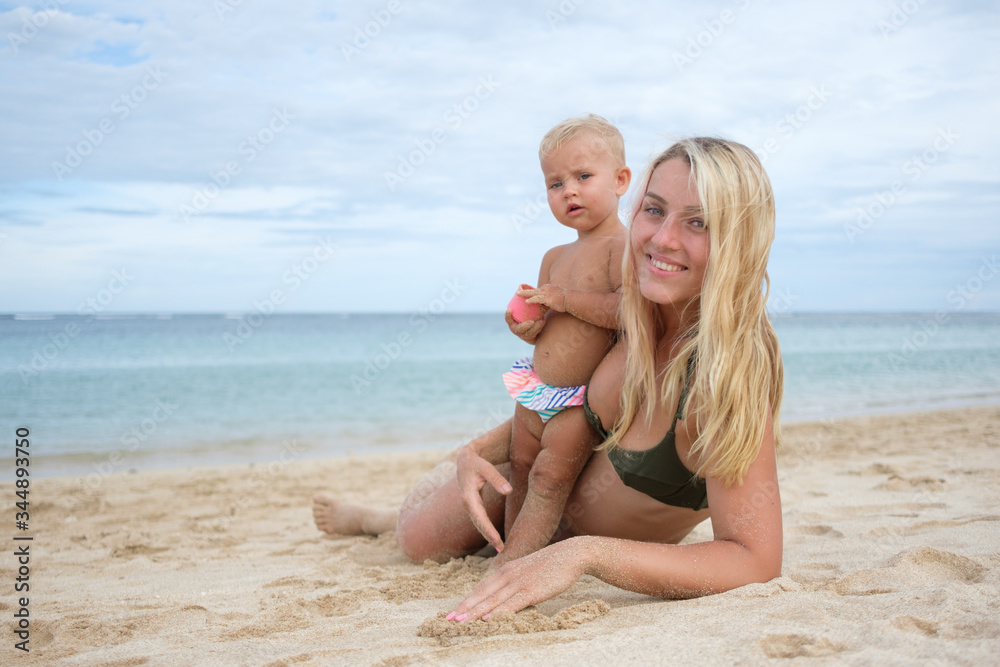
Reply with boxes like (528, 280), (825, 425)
(580, 173), (591, 180)
(549, 181), (562, 190)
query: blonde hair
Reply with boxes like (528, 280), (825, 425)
(539, 114), (626, 168)
(602, 137), (783, 487)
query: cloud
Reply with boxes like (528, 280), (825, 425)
(0, 0), (997, 312)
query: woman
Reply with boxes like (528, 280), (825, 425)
(314, 137), (784, 620)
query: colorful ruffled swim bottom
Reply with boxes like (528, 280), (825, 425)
(502, 357), (586, 423)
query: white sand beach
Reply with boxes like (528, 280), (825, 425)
(8, 405), (999, 665)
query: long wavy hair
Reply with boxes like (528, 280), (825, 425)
(600, 137), (783, 487)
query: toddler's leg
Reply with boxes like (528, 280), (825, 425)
(504, 403), (543, 538)
(496, 406), (597, 565)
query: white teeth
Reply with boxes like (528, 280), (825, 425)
(650, 257), (684, 272)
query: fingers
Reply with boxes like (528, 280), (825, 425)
(446, 568), (522, 622)
(513, 322), (542, 343)
(458, 467), (505, 552)
(451, 567), (546, 622)
(466, 505), (502, 552)
(468, 500), (504, 552)
(480, 463), (512, 497)
(524, 319), (545, 339)
(447, 542), (585, 623)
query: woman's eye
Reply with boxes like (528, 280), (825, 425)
(691, 219), (705, 229)
(644, 206), (663, 217)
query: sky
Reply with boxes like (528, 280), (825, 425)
(1, 0), (998, 314)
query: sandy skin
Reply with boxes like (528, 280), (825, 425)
(312, 493), (396, 536)
(314, 140), (783, 625)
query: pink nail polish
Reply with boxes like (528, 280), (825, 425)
(446, 612), (455, 621)
(456, 613), (467, 622)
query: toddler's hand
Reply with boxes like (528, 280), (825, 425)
(518, 284), (567, 313)
(505, 309), (546, 343)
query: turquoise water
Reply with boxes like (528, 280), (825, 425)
(2, 312), (999, 477)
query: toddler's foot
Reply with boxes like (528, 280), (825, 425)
(312, 493), (396, 536)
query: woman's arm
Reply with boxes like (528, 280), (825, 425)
(585, 415), (782, 596)
(448, 414), (781, 620)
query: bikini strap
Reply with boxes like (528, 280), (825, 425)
(670, 352), (696, 430)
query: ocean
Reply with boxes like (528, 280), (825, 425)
(2, 312), (999, 478)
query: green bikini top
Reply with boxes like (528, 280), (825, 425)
(582, 357), (709, 511)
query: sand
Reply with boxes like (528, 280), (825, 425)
(6, 405), (999, 665)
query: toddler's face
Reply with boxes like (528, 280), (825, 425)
(540, 134), (627, 232)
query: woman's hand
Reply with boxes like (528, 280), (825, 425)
(446, 538), (588, 622)
(456, 445), (511, 553)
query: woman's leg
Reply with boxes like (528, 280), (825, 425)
(313, 419), (515, 562)
(395, 457), (509, 563)
(312, 494), (398, 536)
(395, 420), (514, 562)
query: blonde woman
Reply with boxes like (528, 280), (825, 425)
(314, 136), (784, 619)
(445, 136), (784, 620)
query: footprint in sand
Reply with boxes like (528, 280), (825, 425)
(758, 633), (846, 658)
(869, 514), (1000, 540)
(858, 463), (897, 476)
(229, 595), (358, 639)
(11, 619), (55, 649)
(58, 615), (142, 648)
(111, 542), (170, 558)
(381, 557), (490, 603)
(792, 524), (844, 538)
(877, 474), (947, 492)
(262, 575), (309, 589)
(831, 547), (984, 596)
(136, 605), (213, 636)
(891, 615), (939, 636)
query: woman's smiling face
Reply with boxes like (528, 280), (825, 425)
(631, 158), (709, 313)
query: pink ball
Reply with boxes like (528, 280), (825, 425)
(507, 284), (545, 323)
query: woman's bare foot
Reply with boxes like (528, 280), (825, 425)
(312, 493), (397, 536)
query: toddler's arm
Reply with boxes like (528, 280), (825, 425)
(504, 245), (562, 343)
(519, 284), (621, 330)
(520, 238), (625, 330)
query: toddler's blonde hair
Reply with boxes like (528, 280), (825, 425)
(539, 114), (626, 168)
